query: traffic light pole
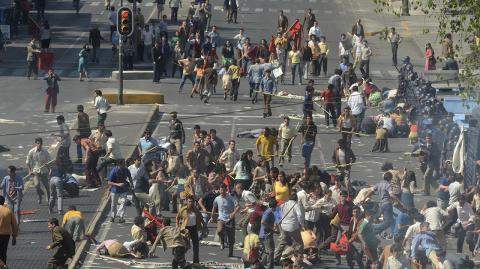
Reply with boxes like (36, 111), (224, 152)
(118, 35), (124, 105)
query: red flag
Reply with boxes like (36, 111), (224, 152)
(288, 20), (302, 37)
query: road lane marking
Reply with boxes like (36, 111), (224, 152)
(296, 9), (304, 13)
(213, 5), (222, 10)
(240, 7), (250, 11)
(371, 70), (382, 77)
(283, 9), (291, 13)
(324, 10), (333, 14)
(90, 1), (100, 6)
(144, 2), (153, 6)
(254, 8), (263, 12)
(268, 8), (278, 12)
(388, 70), (399, 77)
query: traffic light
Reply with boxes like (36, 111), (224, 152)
(117, 7), (134, 36)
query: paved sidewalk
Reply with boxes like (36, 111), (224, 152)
(5, 104), (157, 269)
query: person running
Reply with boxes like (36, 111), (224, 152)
(27, 137), (52, 204)
(46, 218), (76, 269)
(210, 184), (240, 257)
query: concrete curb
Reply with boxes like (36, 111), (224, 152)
(68, 104), (160, 269)
(102, 88), (165, 104)
(111, 70), (154, 80)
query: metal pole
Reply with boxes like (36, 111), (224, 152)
(118, 35), (124, 105)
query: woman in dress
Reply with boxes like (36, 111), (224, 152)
(78, 44), (90, 81)
(425, 43), (436, 71)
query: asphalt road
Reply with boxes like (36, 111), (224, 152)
(0, 0), (441, 267)
(79, 0), (438, 268)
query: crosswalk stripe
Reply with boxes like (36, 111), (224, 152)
(283, 9), (291, 13)
(388, 70), (399, 77)
(144, 2), (153, 6)
(268, 8), (278, 13)
(296, 9), (304, 13)
(309, 0), (317, 2)
(90, 70), (103, 78)
(254, 8), (263, 12)
(321, 0), (328, 3)
(240, 7), (250, 12)
(213, 5), (222, 11)
(324, 10), (333, 14)
(371, 70), (382, 77)
(12, 69), (24, 76)
(90, 1), (100, 6)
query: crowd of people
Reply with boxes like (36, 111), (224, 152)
(1, 0), (480, 269)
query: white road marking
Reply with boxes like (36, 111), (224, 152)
(144, 2), (153, 6)
(296, 9), (304, 13)
(321, 0), (328, 3)
(324, 10), (333, 14)
(388, 70), (399, 77)
(283, 9), (291, 13)
(213, 5), (222, 10)
(371, 70), (382, 77)
(240, 7), (250, 11)
(309, 0), (317, 2)
(268, 8), (277, 12)
(254, 8), (263, 12)
(90, 1), (100, 6)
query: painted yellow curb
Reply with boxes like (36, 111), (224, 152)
(101, 89), (164, 104)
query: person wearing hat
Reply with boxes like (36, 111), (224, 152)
(52, 115), (71, 172)
(169, 112), (185, 159)
(75, 105), (91, 163)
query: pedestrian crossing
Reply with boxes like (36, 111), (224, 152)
(212, 6), (341, 15)
(0, 67), (114, 78)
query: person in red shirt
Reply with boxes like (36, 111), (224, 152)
(321, 84), (337, 128)
(73, 135), (100, 188)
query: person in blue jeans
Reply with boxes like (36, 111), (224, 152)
(298, 115), (317, 169)
(365, 172), (403, 237)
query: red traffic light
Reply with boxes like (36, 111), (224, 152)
(121, 10), (129, 18)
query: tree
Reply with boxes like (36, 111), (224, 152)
(374, 0), (480, 99)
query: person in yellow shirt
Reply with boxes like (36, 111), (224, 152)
(255, 127), (278, 169)
(273, 171), (290, 202)
(228, 59), (241, 101)
(288, 45), (303, 85)
(62, 205), (85, 242)
(243, 224), (261, 261)
(318, 36), (329, 77)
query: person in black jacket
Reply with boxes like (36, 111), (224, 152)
(89, 26), (103, 63)
(301, 40), (312, 81)
(152, 42), (162, 83)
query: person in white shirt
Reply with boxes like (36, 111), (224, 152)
(96, 130), (121, 177)
(308, 21), (322, 39)
(386, 244), (411, 269)
(26, 137), (52, 204)
(278, 116), (296, 166)
(93, 90), (110, 126)
(273, 193), (305, 263)
(446, 195), (475, 253)
(142, 24), (154, 62)
(128, 156), (142, 187)
(352, 37), (364, 70)
(422, 201), (448, 248)
(312, 189), (336, 242)
(347, 86), (365, 135)
(219, 140), (240, 173)
(403, 213), (424, 255)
